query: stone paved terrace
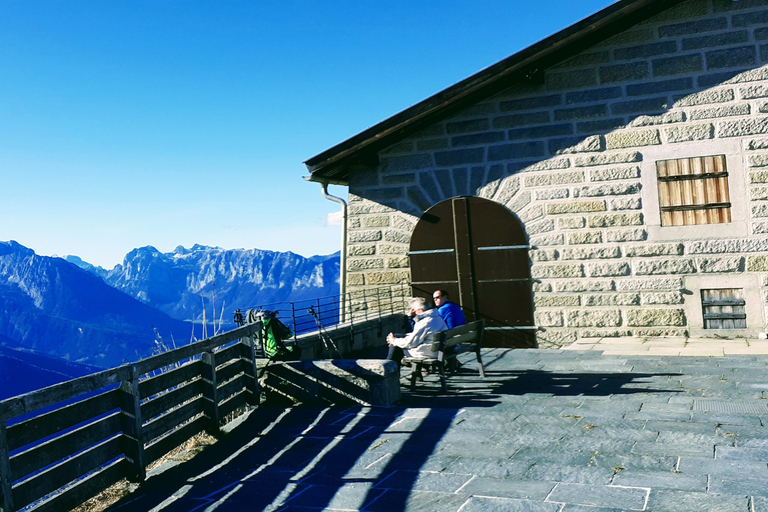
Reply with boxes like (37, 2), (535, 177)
(105, 340), (768, 512)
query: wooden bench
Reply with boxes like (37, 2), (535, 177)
(401, 320), (485, 392)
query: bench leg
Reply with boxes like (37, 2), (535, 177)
(438, 362), (447, 392)
(476, 350), (485, 378)
(410, 362), (423, 389)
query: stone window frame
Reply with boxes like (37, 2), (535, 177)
(640, 139), (748, 241)
(684, 273), (762, 338)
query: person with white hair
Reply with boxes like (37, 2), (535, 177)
(386, 297), (448, 368)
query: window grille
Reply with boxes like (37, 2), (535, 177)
(656, 155), (731, 226)
(701, 288), (746, 329)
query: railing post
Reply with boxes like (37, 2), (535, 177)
(0, 418), (13, 512)
(291, 302), (297, 343)
(201, 351), (221, 436)
(241, 333), (261, 407)
(120, 364), (146, 482)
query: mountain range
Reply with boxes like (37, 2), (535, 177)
(0, 241), (340, 399)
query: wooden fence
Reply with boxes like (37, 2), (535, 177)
(0, 322), (262, 512)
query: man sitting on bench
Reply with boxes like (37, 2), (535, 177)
(386, 297), (447, 369)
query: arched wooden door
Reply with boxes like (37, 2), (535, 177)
(409, 196), (536, 348)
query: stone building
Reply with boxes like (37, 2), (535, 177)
(305, 0), (768, 348)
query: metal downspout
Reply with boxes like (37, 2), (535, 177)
(318, 181), (348, 322)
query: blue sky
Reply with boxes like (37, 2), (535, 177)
(1, 1), (616, 268)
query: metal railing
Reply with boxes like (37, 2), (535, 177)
(233, 284), (410, 342)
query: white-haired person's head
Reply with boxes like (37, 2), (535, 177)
(408, 297), (428, 313)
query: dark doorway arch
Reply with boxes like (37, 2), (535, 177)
(409, 196), (536, 348)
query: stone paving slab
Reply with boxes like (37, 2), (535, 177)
(105, 346), (768, 512)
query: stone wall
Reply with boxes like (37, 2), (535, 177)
(345, 0), (768, 346)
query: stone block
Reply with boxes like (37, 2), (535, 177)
(686, 238), (768, 253)
(606, 228), (647, 242)
(658, 17), (728, 37)
(566, 309), (622, 327)
(535, 188), (569, 200)
(364, 187), (404, 202)
(361, 216), (391, 228)
(347, 273), (365, 286)
(626, 77), (693, 96)
(529, 249), (559, 262)
(588, 262), (632, 277)
(382, 154), (434, 173)
(561, 246), (621, 260)
(534, 295), (581, 307)
(535, 310), (564, 327)
(653, 54), (704, 76)
(698, 256), (743, 273)
(378, 244), (406, 255)
(556, 280), (615, 293)
(348, 217), (361, 229)
(554, 104), (607, 121)
(555, 50), (611, 69)
(587, 212), (643, 227)
(705, 46), (757, 70)
(350, 230), (382, 243)
(610, 197), (642, 210)
(446, 118), (490, 134)
(615, 41), (677, 60)
(615, 277), (682, 291)
(626, 308), (686, 327)
(392, 215), (415, 231)
(488, 141), (545, 161)
(641, 291), (684, 305)
(573, 182), (640, 197)
(532, 282), (552, 292)
(574, 152), (642, 167)
(752, 186), (768, 200)
(558, 217), (586, 229)
(452, 131), (505, 147)
(548, 135), (603, 154)
(599, 62), (649, 84)
(753, 203), (768, 217)
(348, 258), (384, 271)
(434, 148), (485, 166)
(682, 30), (749, 51)
(547, 201), (606, 214)
(750, 170), (768, 183)
(673, 88), (734, 106)
(366, 270), (409, 285)
(530, 233), (565, 246)
(531, 263), (585, 279)
(612, 97), (669, 115)
(749, 154), (768, 167)
(590, 166), (641, 181)
(604, 129), (661, 149)
(508, 123), (573, 141)
(565, 86), (622, 104)
(577, 118), (626, 133)
(624, 243), (684, 257)
(568, 231), (603, 245)
(348, 245), (376, 256)
(382, 173), (416, 185)
(546, 68), (597, 90)
(416, 138), (449, 151)
(527, 218), (555, 235)
(383, 230), (410, 244)
(386, 257), (409, 268)
(514, 158), (571, 172)
(500, 94), (562, 112)
(747, 254), (768, 271)
(635, 259), (697, 275)
(524, 171), (585, 187)
(748, 138), (768, 150)
(665, 123), (714, 142)
(629, 111), (686, 126)
(689, 104), (750, 120)
(584, 293), (640, 306)
(492, 111), (551, 129)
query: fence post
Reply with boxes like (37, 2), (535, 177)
(291, 303), (297, 343)
(201, 351), (221, 436)
(119, 364), (146, 482)
(0, 418), (13, 512)
(241, 333), (261, 407)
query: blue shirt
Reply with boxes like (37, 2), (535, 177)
(438, 302), (466, 329)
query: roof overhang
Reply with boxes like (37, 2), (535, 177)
(304, 0), (687, 186)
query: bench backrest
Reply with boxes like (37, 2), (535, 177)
(429, 320), (485, 353)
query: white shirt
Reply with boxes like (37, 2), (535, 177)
(391, 308), (448, 359)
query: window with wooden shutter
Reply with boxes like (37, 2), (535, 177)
(701, 288), (746, 329)
(656, 155), (731, 226)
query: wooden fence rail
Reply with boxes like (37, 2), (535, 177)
(0, 322), (262, 512)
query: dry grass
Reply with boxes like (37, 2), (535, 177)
(70, 431), (218, 512)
